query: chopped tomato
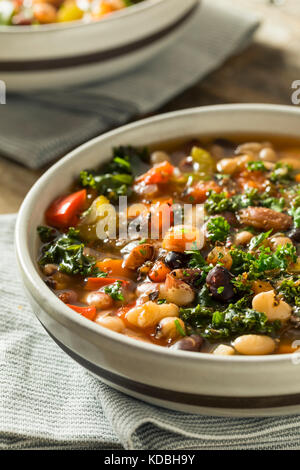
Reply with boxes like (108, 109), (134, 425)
(67, 304), (96, 321)
(185, 181), (221, 203)
(137, 161), (174, 185)
(85, 277), (129, 290)
(149, 261), (171, 282)
(45, 189), (86, 228)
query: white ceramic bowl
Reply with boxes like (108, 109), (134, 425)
(15, 104), (300, 417)
(1, 0), (199, 91)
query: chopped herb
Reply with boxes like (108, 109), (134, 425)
(174, 319), (186, 337)
(104, 281), (124, 301)
(270, 163), (293, 184)
(217, 286), (225, 294)
(248, 230), (272, 251)
(246, 161), (267, 172)
(38, 227), (106, 277)
(157, 298), (167, 304)
(207, 216), (230, 242)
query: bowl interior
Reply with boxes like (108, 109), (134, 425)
(15, 104), (300, 364)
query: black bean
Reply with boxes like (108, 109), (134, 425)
(164, 251), (190, 270)
(289, 227), (300, 243)
(171, 335), (203, 352)
(206, 266), (234, 302)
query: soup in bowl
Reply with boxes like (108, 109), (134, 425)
(15, 105), (300, 416)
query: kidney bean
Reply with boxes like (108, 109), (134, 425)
(206, 266), (234, 301)
(171, 335), (203, 352)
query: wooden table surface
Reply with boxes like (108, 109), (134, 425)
(2, 0), (300, 214)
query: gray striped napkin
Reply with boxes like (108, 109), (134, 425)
(2, 213), (300, 450)
(0, 0), (259, 169)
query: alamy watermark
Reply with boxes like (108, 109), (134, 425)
(291, 80), (300, 105)
(0, 80), (5, 104)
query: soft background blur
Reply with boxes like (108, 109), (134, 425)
(1, 0), (299, 214)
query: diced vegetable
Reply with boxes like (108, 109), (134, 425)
(45, 190), (86, 228)
(66, 304), (97, 321)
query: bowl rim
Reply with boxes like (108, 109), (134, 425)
(15, 103), (300, 365)
(0, 0), (167, 34)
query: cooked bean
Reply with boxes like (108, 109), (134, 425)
(160, 274), (195, 306)
(95, 315), (125, 333)
(171, 335), (203, 352)
(170, 268), (203, 288)
(206, 246), (233, 270)
(156, 317), (185, 340)
(278, 157), (300, 170)
(150, 151), (170, 164)
(270, 236), (293, 250)
(236, 142), (266, 157)
(216, 155), (254, 175)
(164, 251), (190, 270)
(252, 290), (292, 322)
(85, 292), (113, 309)
(259, 147), (277, 162)
(43, 263), (58, 276)
(213, 344), (235, 356)
(288, 227), (300, 243)
(239, 206), (292, 231)
(125, 301), (179, 328)
(58, 290), (78, 304)
(251, 280), (273, 295)
(206, 266), (234, 301)
(233, 334), (276, 355)
(234, 230), (254, 246)
(123, 243), (154, 270)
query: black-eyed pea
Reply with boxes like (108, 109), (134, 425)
(85, 292), (113, 310)
(156, 317), (185, 340)
(234, 231), (254, 246)
(252, 290), (292, 322)
(213, 344), (235, 356)
(150, 151), (170, 164)
(95, 315), (125, 333)
(233, 334), (276, 355)
(33, 3), (57, 23)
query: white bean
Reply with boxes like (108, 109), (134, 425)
(95, 315), (125, 333)
(213, 344), (235, 356)
(125, 301), (179, 328)
(233, 334), (276, 355)
(150, 151), (170, 164)
(252, 290), (292, 322)
(156, 317), (185, 340)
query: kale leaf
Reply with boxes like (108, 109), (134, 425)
(206, 216), (230, 242)
(38, 227), (107, 277)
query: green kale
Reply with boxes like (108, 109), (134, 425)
(205, 189), (259, 214)
(206, 216), (230, 242)
(37, 225), (58, 243)
(104, 281), (124, 301)
(180, 297), (281, 341)
(261, 196), (285, 212)
(270, 163), (293, 184)
(248, 230), (272, 251)
(276, 279), (300, 308)
(38, 227), (107, 277)
(230, 244), (297, 279)
(79, 146), (149, 203)
(174, 319), (186, 337)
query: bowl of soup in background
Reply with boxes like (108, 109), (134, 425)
(0, 0), (199, 91)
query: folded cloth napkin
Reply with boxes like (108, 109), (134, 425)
(0, 0), (260, 169)
(2, 214), (300, 450)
